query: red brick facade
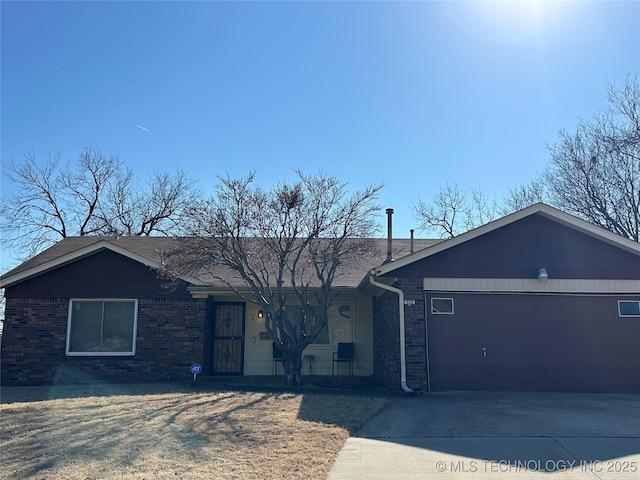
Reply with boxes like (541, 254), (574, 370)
(1, 297), (206, 385)
(373, 277), (429, 391)
(372, 290), (400, 387)
(396, 278), (428, 391)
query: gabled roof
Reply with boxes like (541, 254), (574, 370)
(373, 203), (640, 276)
(4, 204), (637, 291)
(0, 235), (439, 290)
(0, 237), (205, 288)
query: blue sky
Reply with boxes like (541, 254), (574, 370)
(2, 0), (639, 259)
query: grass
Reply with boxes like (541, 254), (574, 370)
(0, 383), (390, 479)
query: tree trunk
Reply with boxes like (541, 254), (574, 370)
(281, 349), (305, 387)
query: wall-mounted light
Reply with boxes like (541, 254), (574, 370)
(258, 310), (264, 318)
(538, 268), (549, 283)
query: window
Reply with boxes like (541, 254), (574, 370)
(324, 304), (351, 344)
(282, 303), (352, 344)
(431, 297), (454, 315)
(618, 300), (640, 317)
(67, 300), (137, 355)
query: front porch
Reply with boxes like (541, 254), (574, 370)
(202, 294), (375, 378)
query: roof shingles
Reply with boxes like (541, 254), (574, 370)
(1, 236), (440, 289)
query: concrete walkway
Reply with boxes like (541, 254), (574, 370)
(327, 392), (640, 480)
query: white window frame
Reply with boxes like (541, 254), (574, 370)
(66, 299), (138, 356)
(431, 297), (454, 315)
(618, 300), (640, 317)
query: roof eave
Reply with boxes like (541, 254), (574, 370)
(188, 284), (361, 298)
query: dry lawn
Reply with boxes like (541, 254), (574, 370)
(1, 384), (390, 480)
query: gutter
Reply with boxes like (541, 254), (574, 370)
(369, 272), (413, 393)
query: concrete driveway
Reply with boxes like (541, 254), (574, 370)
(327, 392), (640, 480)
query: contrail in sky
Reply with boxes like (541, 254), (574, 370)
(134, 123), (150, 132)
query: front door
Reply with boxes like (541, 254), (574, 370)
(211, 302), (245, 375)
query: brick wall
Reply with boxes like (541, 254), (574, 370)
(372, 277), (428, 391)
(373, 290), (400, 388)
(1, 297), (206, 385)
(395, 277), (428, 391)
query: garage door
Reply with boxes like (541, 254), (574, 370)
(426, 293), (640, 392)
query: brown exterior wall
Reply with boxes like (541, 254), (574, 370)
(375, 213), (640, 392)
(425, 293), (640, 392)
(396, 278), (428, 391)
(5, 249), (192, 299)
(1, 250), (206, 385)
(373, 290), (400, 387)
(1, 297), (206, 386)
(392, 214), (640, 279)
(373, 277), (430, 391)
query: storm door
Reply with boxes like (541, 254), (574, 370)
(211, 303), (245, 375)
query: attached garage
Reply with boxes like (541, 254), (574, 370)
(426, 292), (640, 392)
(372, 203), (640, 393)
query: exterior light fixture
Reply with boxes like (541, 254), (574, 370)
(538, 268), (549, 283)
(258, 310), (264, 318)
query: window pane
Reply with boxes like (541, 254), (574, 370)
(69, 301), (103, 352)
(103, 302), (136, 352)
(314, 325), (330, 344)
(327, 304), (351, 344)
(619, 301), (640, 316)
(284, 304), (352, 345)
(284, 305), (322, 342)
(432, 298), (454, 314)
(68, 300), (136, 354)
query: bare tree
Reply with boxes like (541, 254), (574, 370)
(416, 75), (640, 241)
(60, 147), (122, 236)
(1, 147), (199, 259)
(165, 170), (383, 386)
(544, 73), (640, 241)
(98, 169), (198, 236)
(413, 183), (499, 238)
(502, 179), (547, 214)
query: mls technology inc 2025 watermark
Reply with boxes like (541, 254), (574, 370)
(435, 460), (637, 474)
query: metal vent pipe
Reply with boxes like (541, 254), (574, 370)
(385, 208), (394, 263)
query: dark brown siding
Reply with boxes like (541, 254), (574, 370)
(392, 214), (640, 279)
(5, 249), (191, 299)
(426, 293), (640, 393)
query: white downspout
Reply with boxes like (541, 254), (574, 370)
(369, 272), (413, 393)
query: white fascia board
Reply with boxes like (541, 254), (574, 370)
(0, 240), (205, 288)
(374, 203), (640, 276)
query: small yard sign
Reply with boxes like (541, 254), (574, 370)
(190, 363), (202, 380)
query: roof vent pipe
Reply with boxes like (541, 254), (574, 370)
(385, 208), (394, 264)
(410, 229), (414, 254)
